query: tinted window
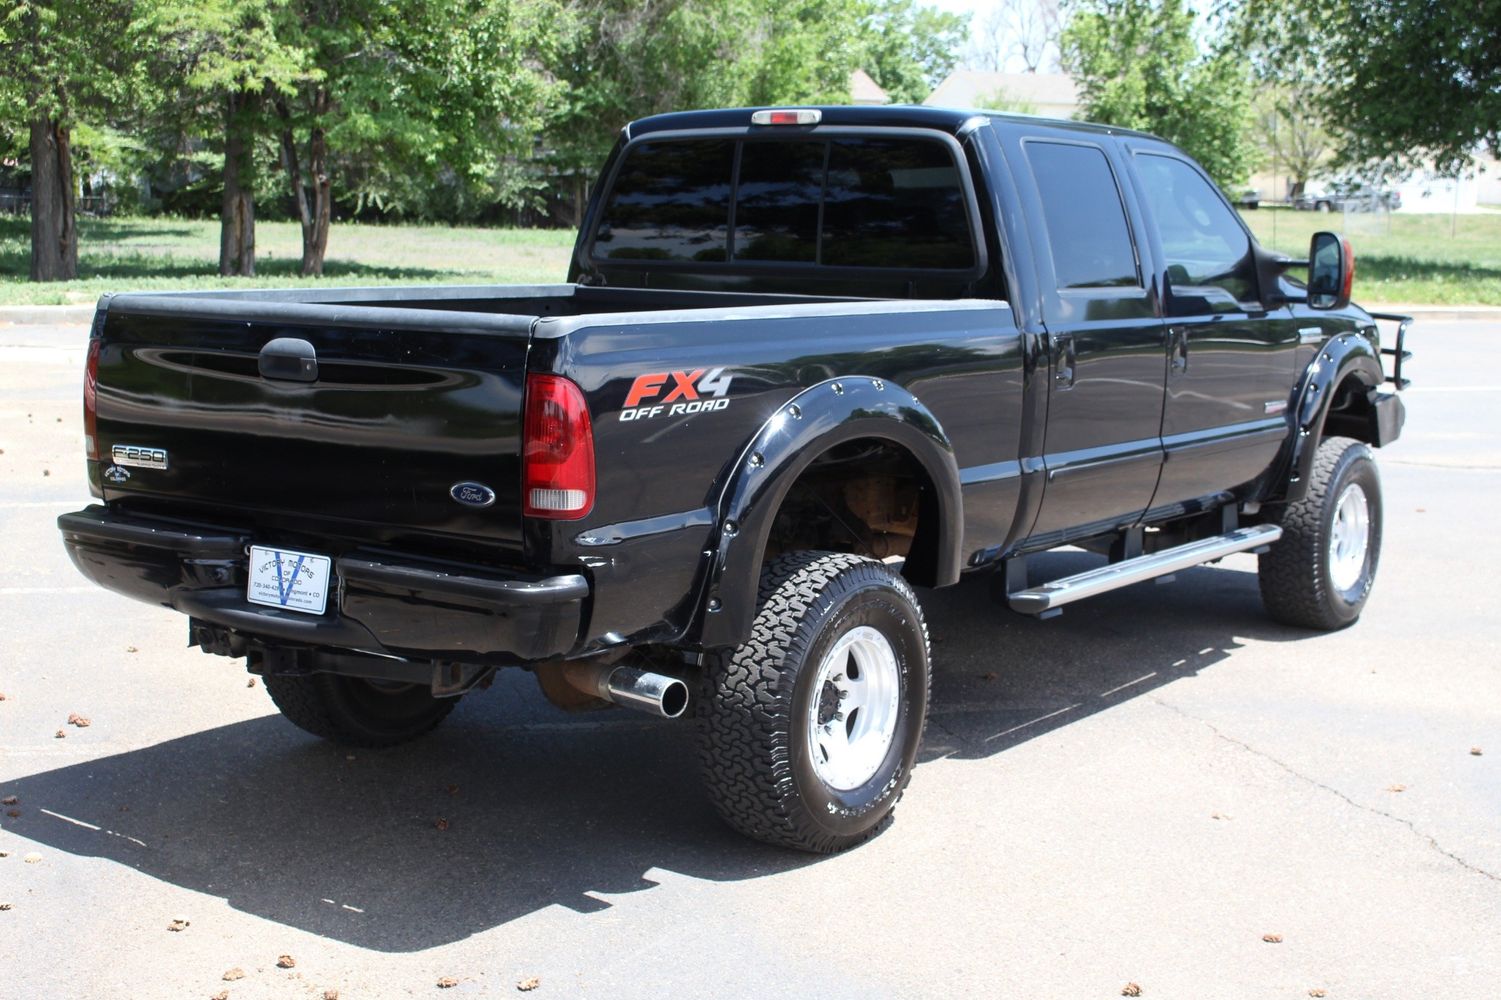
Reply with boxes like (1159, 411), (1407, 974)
(734, 141), (824, 262)
(594, 140), (733, 262)
(1025, 141), (1139, 289)
(823, 139), (974, 268)
(1134, 153), (1257, 307)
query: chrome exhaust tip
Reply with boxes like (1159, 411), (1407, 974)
(561, 662), (690, 719)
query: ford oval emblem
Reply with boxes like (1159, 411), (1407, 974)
(450, 481), (496, 508)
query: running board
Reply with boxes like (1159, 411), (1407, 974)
(1007, 524), (1283, 617)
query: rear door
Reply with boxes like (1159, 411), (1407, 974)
(1126, 149), (1298, 507)
(1011, 135), (1166, 542)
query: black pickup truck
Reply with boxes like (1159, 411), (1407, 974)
(59, 106), (1410, 853)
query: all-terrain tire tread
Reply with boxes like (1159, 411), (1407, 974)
(695, 551), (930, 853)
(1259, 435), (1375, 630)
(263, 673), (456, 749)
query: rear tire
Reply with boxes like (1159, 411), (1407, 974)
(264, 673), (456, 748)
(696, 551), (931, 853)
(1259, 436), (1383, 630)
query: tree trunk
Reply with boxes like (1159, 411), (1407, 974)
(219, 93), (256, 277)
(29, 116), (78, 282)
(276, 93), (332, 278)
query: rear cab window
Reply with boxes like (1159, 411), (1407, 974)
(590, 133), (981, 276)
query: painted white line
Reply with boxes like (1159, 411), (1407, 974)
(1099, 671), (1158, 698)
(1403, 386), (1501, 393)
(982, 703), (1079, 743)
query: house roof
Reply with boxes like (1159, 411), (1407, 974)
(923, 71), (1079, 112)
(850, 69), (890, 105)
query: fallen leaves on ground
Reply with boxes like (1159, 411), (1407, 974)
(1308, 990), (1327, 998)
(1210, 812), (1232, 820)
(434, 818), (450, 832)
(1471, 747), (1484, 756)
(436, 977), (459, 989)
(54, 730), (65, 739)
(517, 976), (541, 992)
(0, 902), (13, 911)
(1262, 933), (1283, 943)
(247, 678), (257, 689)
(211, 992), (229, 1000)
(126, 646), (138, 653)
(446, 784), (459, 795)
(276, 955), (296, 969)
(1121, 984), (1142, 997)
(168, 917), (190, 932)
(0, 796), (16, 806)
(23, 853), (42, 864)
(0, 692), (7, 700)
(222, 968), (246, 981)
(5, 810), (18, 819)
(323, 990), (339, 999)
(1387, 784), (1406, 793)
(67, 713), (91, 728)
(979, 672), (998, 681)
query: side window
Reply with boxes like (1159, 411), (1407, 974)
(1133, 153), (1257, 308)
(593, 140), (734, 262)
(1024, 141), (1139, 289)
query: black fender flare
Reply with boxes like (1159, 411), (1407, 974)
(1279, 330), (1385, 503)
(694, 377), (963, 649)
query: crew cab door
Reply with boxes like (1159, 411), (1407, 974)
(1013, 136), (1166, 541)
(1126, 149), (1299, 506)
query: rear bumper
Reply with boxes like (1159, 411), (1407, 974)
(58, 506), (586, 661)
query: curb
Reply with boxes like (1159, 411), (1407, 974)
(0, 304), (96, 325)
(1363, 304), (1501, 322)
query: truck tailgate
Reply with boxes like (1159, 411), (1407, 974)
(92, 296), (532, 552)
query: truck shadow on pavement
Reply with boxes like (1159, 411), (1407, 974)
(5, 554), (1312, 952)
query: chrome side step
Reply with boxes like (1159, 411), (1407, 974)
(1007, 524), (1283, 616)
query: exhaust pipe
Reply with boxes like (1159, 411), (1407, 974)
(560, 662), (690, 719)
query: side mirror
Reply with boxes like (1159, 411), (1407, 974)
(1308, 231), (1354, 310)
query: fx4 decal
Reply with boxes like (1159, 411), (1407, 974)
(620, 367), (734, 421)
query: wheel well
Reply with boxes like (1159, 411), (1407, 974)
(763, 438), (943, 586)
(1321, 373), (1378, 444)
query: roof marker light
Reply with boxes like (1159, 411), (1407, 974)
(751, 109), (822, 126)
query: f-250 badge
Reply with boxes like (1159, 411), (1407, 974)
(620, 367), (733, 422)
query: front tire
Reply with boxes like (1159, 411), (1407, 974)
(696, 552), (931, 853)
(264, 673), (457, 748)
(1259, 436), (1383, 630)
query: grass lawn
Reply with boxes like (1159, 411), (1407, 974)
(0, 216), (576, 306)
(1240, 206), (1501, 306)
(3, 209), (1498, 307)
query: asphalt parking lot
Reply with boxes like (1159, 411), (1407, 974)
(1, 317), (1497, 1000)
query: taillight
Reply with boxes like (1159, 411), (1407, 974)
(83, 337), (101, 460)
(1341, 237), (1356, 302)
(522, 374), (595, 519)
(750, 108), (822, 126)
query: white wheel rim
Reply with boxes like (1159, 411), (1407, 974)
(806, 625), (902, 791)
(1328, 483), (1371, 592)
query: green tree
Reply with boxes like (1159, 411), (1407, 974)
(0, 0), (143, 281)
(1060, 0), (1257, 189)
(856, 0), (968, 105)
(264, 0), (563, 276)
(144, 0), (312, 275)
(1254, 85), (1333, 199)
(1239, 0), (1501, 174)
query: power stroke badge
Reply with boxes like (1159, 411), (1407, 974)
(619, 367), (734, 422)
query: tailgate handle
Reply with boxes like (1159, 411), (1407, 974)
(258, 337), (319, 382)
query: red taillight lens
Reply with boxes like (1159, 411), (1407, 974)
(522, 374), (595, 519)
(83, 337), (101, 460)
(1341, 237), (1356, 302)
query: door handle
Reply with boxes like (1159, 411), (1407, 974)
(1053, 333), (1076, 389)
(1169, 327), (1189, 375)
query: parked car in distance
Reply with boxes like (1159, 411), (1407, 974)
(1235, 187), (1261, 209)
(1293, 179), (1401, 213)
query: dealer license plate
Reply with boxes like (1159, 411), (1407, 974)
(247, 545), (332, 615)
